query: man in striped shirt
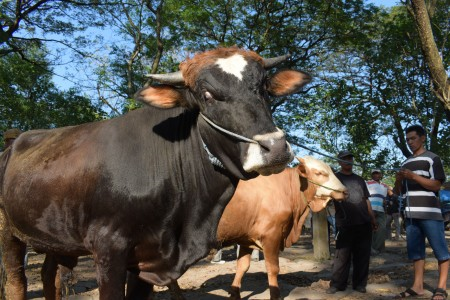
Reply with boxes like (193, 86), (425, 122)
(366, 169), (392, 254)
(393, 125), (448, 300)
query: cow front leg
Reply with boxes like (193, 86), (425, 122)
(168, 280), (186, 300)
(229, 245), (252, 300)
(263, 243), (282, 300)
(93, 251), (128, 300)
(126, 271), (154, 300)
(0, 232), (27, 300)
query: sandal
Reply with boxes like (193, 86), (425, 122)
(431, 288), (448, 300)
(395, 288), (421, 298)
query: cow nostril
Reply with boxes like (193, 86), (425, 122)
(257, 139), (273, 151)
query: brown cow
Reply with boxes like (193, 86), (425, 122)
(0, 47), (310, 300)
(216, 155), (346, 300)
(127, 155), (346, 300)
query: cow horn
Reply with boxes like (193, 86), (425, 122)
(263, 54), (291, 69)
(144, 71), (184, 85)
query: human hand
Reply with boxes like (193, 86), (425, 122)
(397, 168), (415, 181)
(371, 219), (378, 231)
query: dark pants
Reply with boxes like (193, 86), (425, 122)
(330, 222), (372, 290)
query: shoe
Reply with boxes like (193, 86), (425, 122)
(354, 286), (366, 293)
(394, 287), (422, 298)
(211, 260), (225, 264)
(431, 288), (447, 300)
(326, 286), (339, 294)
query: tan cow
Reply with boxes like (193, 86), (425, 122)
(215, 156), (347, 300)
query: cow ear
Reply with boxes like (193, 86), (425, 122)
(267, 70), (311, 96)
(296, 157), (307, 177)
(134, 85), (186, 108)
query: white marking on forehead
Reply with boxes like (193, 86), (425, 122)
(216, 54), (247, 80)
(303, 156), (330, 173)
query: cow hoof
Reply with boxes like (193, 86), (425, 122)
(269, 286), (282, 300)
(228, 286), (241, 299)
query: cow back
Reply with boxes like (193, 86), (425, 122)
(1, 106), (236, 281)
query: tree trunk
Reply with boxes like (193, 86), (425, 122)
(312, 210), (330, 260)
(409, 0), (450, 121)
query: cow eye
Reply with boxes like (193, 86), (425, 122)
(316, 171), (327, 177)
(204, 91), (213, 100)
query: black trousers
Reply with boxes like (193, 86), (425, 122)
(330, 222), (372, 290)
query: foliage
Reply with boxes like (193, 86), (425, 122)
(0, 48), (105, 149)
(1, 0), (449, 178)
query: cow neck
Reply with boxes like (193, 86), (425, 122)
(298, 174), (327, 213)
(196, 112), (250, 178)
(202, 140), (224, 168)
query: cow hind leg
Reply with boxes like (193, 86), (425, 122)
(41, 254), (60, 300)
(42, 254), (78, 300)
(59, 256), (78, 299)
(229, 245), (253, 300)
(1, 232), (27, 300)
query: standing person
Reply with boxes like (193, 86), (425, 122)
(385, 194), (401, 240)
(327, 150), (377, 294)
(366, 169), (392, 254)
(393, 125), (449, 300)
(327, 201), (337, 239)
(1, 128), (22, 153)
(0, 128), (22, 293)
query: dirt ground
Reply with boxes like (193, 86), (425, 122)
(26, 231), (450, 300)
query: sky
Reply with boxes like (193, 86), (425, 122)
(368, 0), (398, 6)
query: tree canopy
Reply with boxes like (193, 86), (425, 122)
(1, 0), (448, 179)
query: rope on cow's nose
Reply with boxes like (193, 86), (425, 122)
(200, 113), (258, 144)
(299, 175), (344, 193)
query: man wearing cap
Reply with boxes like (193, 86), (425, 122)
(327, 150), (377, 294)
(366, 169), (393, 254)
(1, 128), (22, 154)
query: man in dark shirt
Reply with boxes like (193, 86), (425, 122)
(327, 150), (377, 294)
(394, 125), (448, 300)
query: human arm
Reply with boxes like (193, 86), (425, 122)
(395, 168), (442, 192)
(393, 173), (403, 195)
(366, 198), (378, 231)
(387, 186), (394, 197)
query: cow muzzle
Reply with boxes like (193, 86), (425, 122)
(330, 189), (348, 201)
(243, 129), (294, 175)
(316, 187), (348, 201)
